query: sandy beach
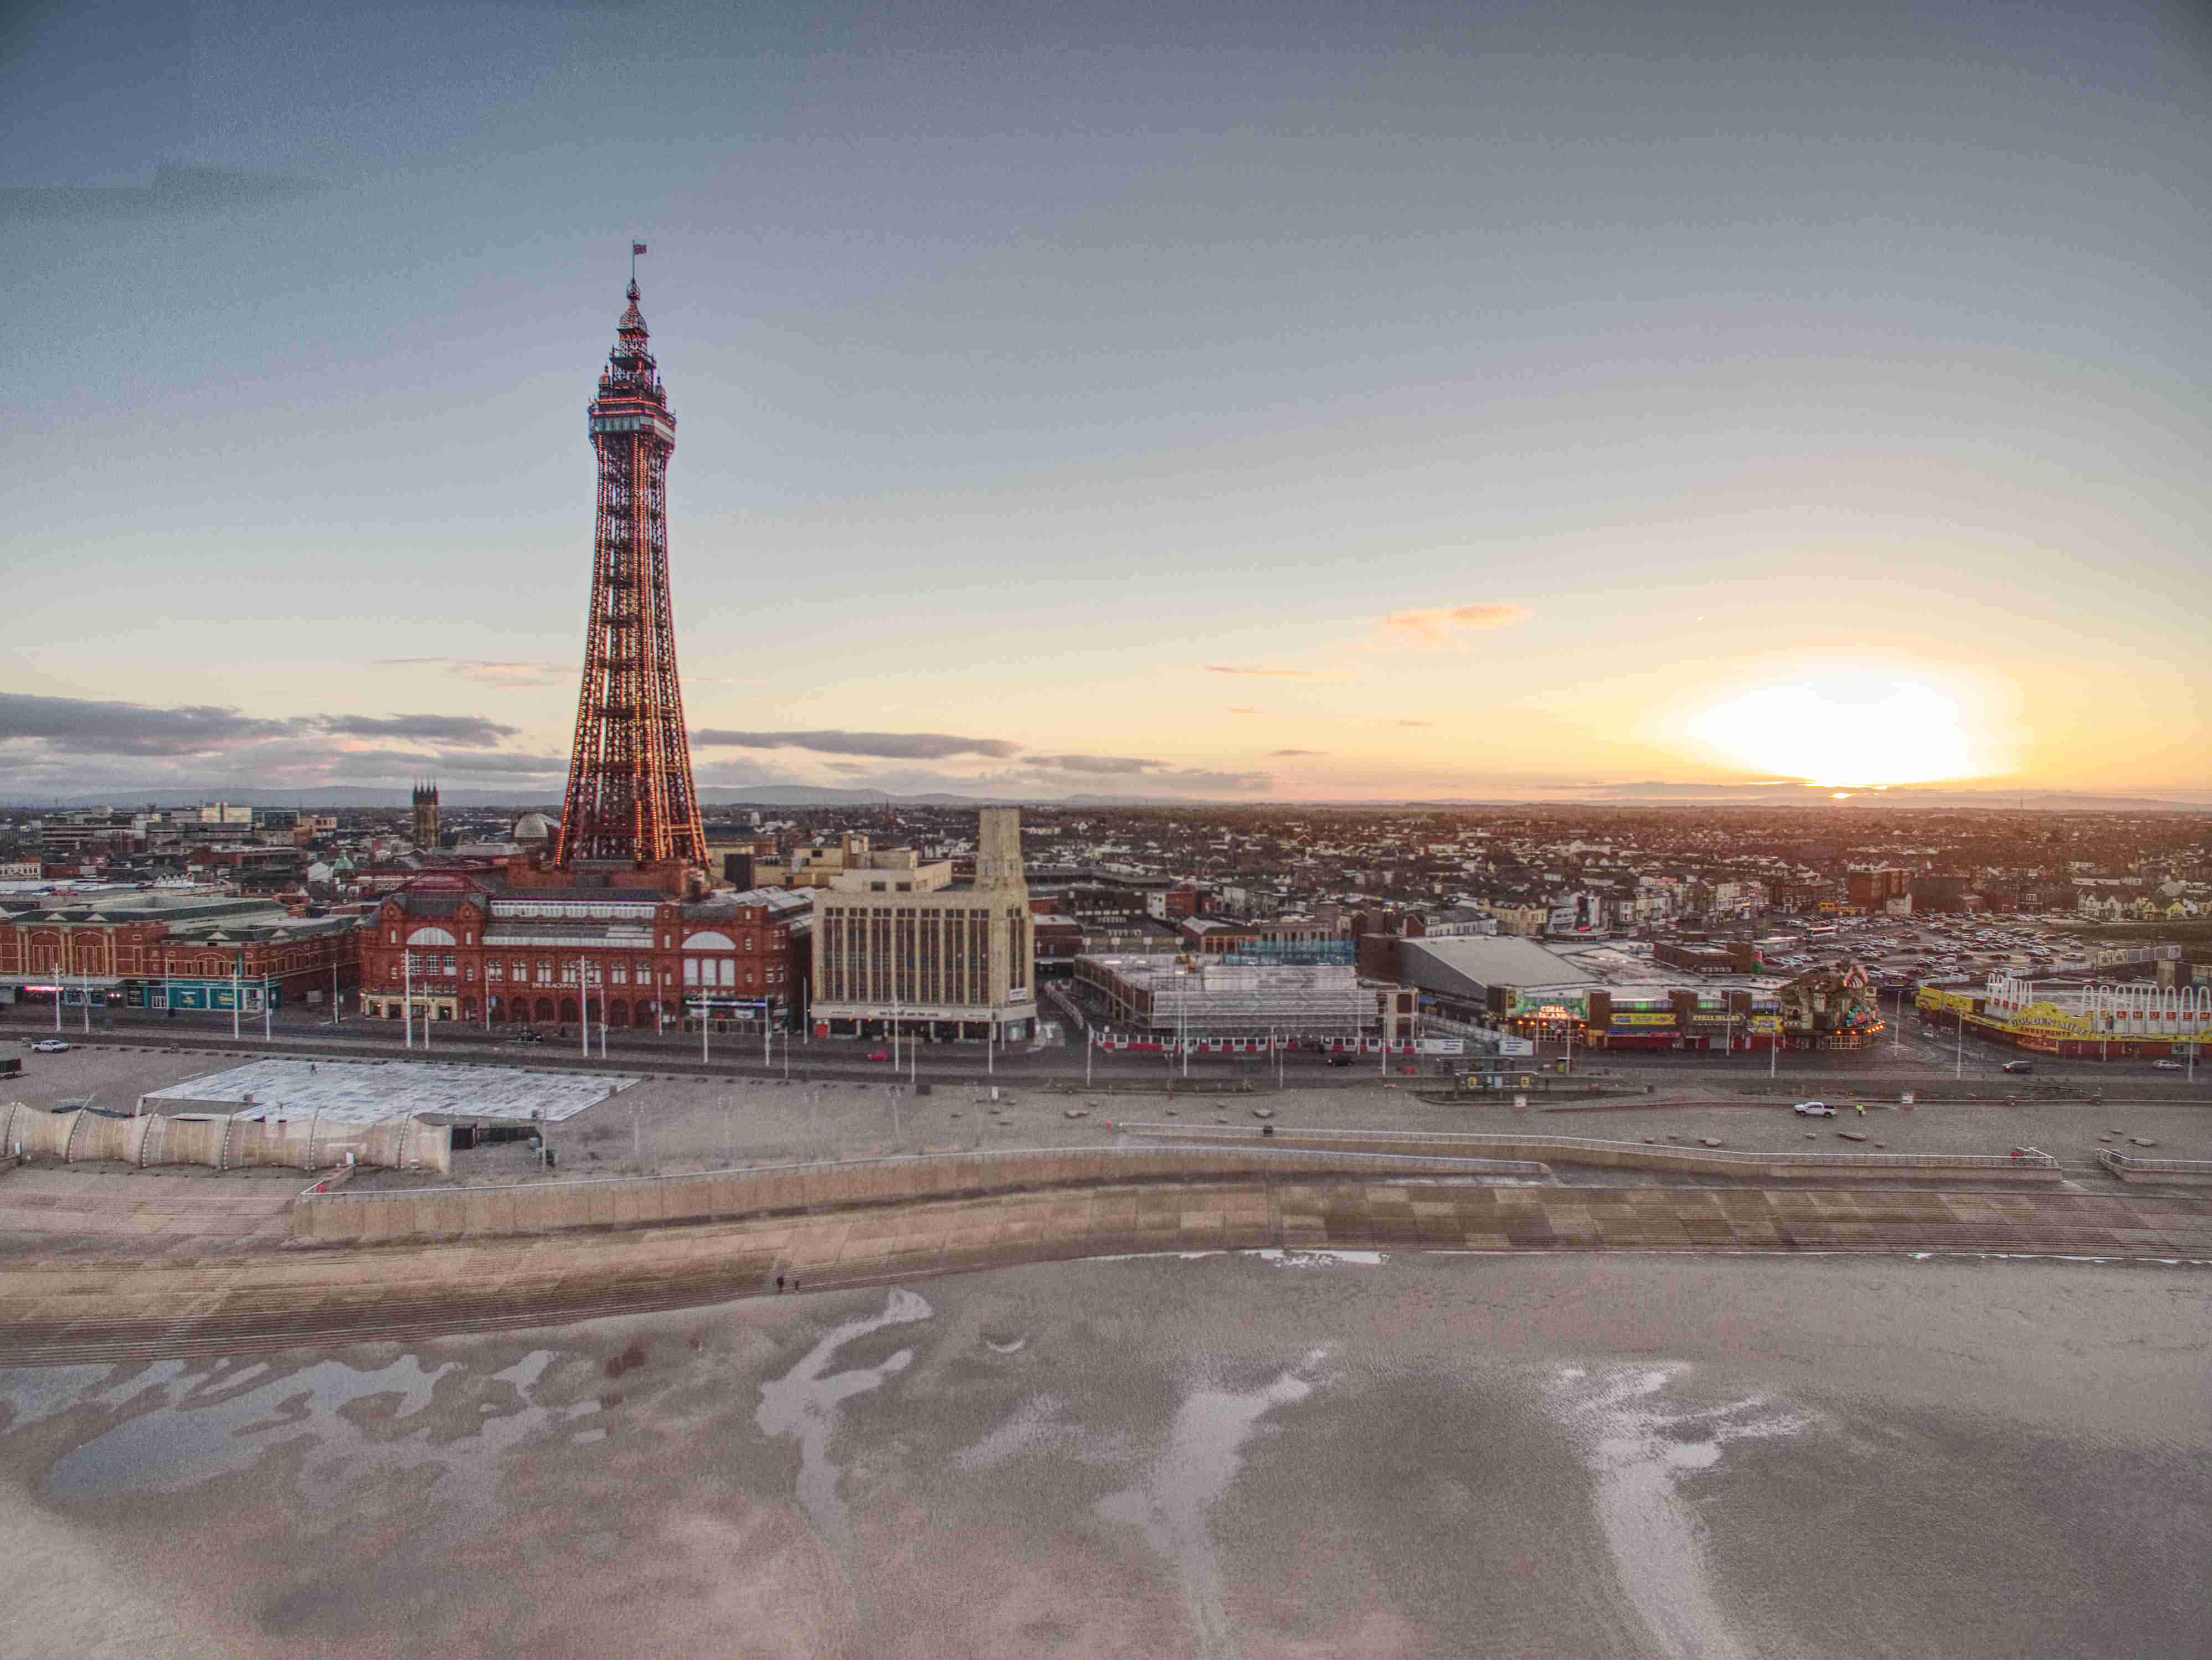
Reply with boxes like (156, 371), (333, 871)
(0, 1250), (2204, 1658)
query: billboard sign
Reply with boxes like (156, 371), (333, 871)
(156, 979), (270, 1013)
(1496, 1035), (1536, 1056)
(688, 996), (769, 1015)
(1416, 1038), (1465, 1055)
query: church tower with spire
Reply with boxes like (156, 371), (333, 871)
(411, 780), (440, 849)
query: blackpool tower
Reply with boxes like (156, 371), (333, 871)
(554, 254), (708, 871)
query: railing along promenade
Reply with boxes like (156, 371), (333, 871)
(2096, 1147), (2212, 1184)
(1117, 1122), (2065, 1180)
(290, 1142), (1550, 1242)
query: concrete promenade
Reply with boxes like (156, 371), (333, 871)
(1, 1174), (2205, 1366)
(12, 1014), (2209, 1102)
(284, 1137), (2075, 1245)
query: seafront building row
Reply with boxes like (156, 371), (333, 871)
(11, 849), (2208, 1063)
(1918, 970), (2212, 1059)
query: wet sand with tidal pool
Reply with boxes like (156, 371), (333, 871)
(1, 1251), (2205, 1659)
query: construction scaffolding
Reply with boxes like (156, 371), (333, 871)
(1076, 953), (1372, 1038)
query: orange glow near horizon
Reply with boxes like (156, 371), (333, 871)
(1671, 668), (2005, 788)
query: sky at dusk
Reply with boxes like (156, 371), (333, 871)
(3, 0), (2208, 803)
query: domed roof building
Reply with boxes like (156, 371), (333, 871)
(513, 812), (555, 850)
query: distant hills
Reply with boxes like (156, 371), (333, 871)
(1560, 784), (2212, 812)
(0, 783), (1071, 810)
(0, 783), (1233, 810)
(6, 782), (2206, 813)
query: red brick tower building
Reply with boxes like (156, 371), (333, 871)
(356, 259), (819, 1036)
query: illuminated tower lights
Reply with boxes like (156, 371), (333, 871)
(555, 253), (708, 870)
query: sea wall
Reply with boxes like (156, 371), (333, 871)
(1116, 1123), (2066, 1185)
(290, 1144), (1545, 1243)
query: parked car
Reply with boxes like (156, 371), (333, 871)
(2002, 1059), (2034, 1074)
(2150, 1059), (2184, 1071)
(1791, 1100), (1835, 1117)
(31, 1039), (71, 1054)
(514, 1028), (544, 1044)
(866, 1049), (891, 1061)
(1325, 1052), (1354, 1066)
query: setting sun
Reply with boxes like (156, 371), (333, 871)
(1672, 668), (2004, 788)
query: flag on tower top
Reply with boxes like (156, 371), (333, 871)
(632, 242), (647, 255)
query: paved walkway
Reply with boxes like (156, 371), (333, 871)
(1, 1176), (2205, 1366)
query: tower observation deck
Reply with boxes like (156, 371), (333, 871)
(555, 267), (708, 870)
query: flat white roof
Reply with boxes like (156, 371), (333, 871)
(143, 1057), (636, 1125)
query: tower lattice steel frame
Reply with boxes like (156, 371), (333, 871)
(554, 272), (707, 868)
